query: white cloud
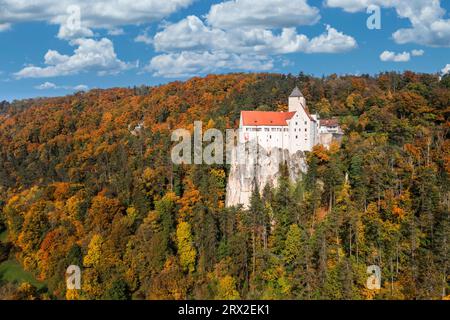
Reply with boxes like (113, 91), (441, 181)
(442, 64), (450, 75)
(393, 19), (450, 47)
(380, 50), (410, 62)
(135, 30), (153, 45)
(0, 0), (194, 30)
(147, 51), (273, 77)
(35, 82), (89, 91)
(107, 28), (125, 36)
(149, 10), (357, 77)
(154, 16), (223, 52)
(149, 15), (356, 77)
(325, 0), (450, 47)
(206, 0), (320, 29)
(0, 23), (11, 32)
(15, 38), (130, 78)
(306, 25), (357, 53)
(35, 82), (58, 90)
(154, 16), (356, 55)
(57, 20), (94, 40)
(73, 84), (89, 91)
(411, 49), (424, 56)
(380, 49), (425, 62)
(325, 0), (387, 12)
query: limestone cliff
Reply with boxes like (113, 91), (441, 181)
(226, 143), (308, 208)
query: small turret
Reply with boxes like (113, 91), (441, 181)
(289, 87), (303, 98)
(288, 87), (306, 112)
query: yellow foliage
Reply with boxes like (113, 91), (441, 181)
(216, 276), (240, 300)
(176, 221), (197, 273)
(83, 234), (103, 268)
(66, 289), (81, 300)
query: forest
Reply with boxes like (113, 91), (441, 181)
(0, 72), (448, 300)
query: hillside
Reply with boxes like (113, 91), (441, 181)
(0, 72), (449, 300)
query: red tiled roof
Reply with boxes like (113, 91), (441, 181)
(320, 118), (339, 127)
(241, 111), (296, 126)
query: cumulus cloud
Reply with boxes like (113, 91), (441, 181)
(325, 0), (450, 47)
(3, 0), (358, 78)
(35, 82), (58, 90)
(411, 49), (425, 56)
(57, 23), (94, 40)
(154, 16), (224, 52)
(0, 23), (11, 32)
(154, 16), (356, 54)
(380, 49), (425, 62)
(147, 51), (273, 77)
(15, 38), (130, 78)
(0, 0), (194, 31)
(306, 25), (357, 53)
(206, 0), (320, 29)
(73, 84), (89, 91)
(325, 0), (386, 12)
(107, 28), (125, 36)
(135, 30), (154, 45)
(380, 51), (411, 62)
(442, 64), (450, 75)
(149, 14), (357, 77)
(35, 82), (89, 91)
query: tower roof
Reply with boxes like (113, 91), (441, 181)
(290, 87), (303, 98)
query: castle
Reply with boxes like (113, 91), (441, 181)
(239, 87), (342, 153)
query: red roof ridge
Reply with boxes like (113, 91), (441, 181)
(241, 110), (296, 126)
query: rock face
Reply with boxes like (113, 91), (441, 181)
(226, 143), (308, 208)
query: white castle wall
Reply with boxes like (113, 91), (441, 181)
(240, 94), (319, 153)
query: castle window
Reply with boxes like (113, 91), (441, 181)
(304, 121), (307, 125)
(296, 135), (298, 139)
(305, 128), (307, 132)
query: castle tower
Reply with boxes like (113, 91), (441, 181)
(288, 86), (306, 112)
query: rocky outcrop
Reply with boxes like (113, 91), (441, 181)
(226, 143), (308, 208)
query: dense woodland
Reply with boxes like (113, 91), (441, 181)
(0, 72), (448, 300)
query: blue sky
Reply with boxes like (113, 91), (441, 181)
(0, 0), (449, 101)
